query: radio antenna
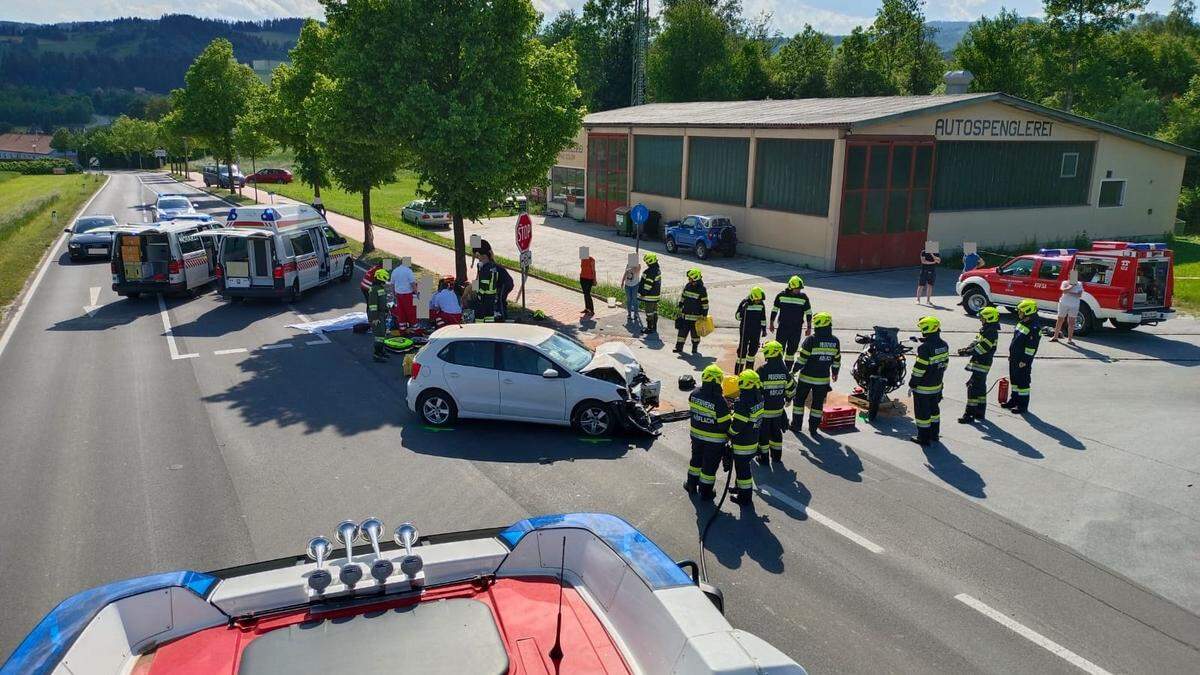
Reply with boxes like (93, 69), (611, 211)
(548, 536), (567, 663)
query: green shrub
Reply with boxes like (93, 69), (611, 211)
(0, 159), (79, 175)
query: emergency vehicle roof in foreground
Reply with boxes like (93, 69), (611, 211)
(584, 92), (1198, 156)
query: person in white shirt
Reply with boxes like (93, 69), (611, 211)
(1051, 271), (1084, 345)
(389, 258), (417, 331)
(429, 278), (463, 327)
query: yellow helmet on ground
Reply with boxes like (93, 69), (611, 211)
(917, 315), (941, 334)
(812, 311), (832, 329)
(374, 268), (391, 283)
(687, 267), (702, 281)
(643, 252), (657, 265)
(763, 340), (783, 358)
(788, 275), (804, 289)
(979, 306), (1000, 323)
(701, 364), (724, 383)
(1016, 299), (1038, 317)
(737, 369), (761, 390)
(749, 286), (765, 301)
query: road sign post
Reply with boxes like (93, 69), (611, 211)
(630, 203), (649, 253)
(515, 213), (533, 314)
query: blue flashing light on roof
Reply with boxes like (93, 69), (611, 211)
(498, 512), (693, 590)
(3, 570), (218, 675)
(1038, 248), (1077, 256)
(1127, 242), (1166, 251)
(261, 208), (277, 222)
(226, 208), (237, 221)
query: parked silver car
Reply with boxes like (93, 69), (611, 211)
(401, 199), (451, 227)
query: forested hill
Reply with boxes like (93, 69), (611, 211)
(0, 15), (302, 94)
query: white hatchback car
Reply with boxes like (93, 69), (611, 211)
(406, 324), (660, 436)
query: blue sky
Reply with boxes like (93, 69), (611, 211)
(1, 1), (1177, 35)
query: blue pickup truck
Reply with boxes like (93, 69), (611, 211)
(663, 214), (738, 259)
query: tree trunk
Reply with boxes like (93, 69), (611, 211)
(362, 189), (375, 254)
(183, 139), (190, 180)
(251, 155), (258, 204)
(452, 212), (467, 284)
(226, 152), (237, 196)
(313, 180), (321, 199)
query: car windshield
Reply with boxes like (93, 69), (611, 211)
(158, 198), (190, 210)
(537, 333), (593, 371)
(73, 217), (115, 233)
(424, 203), (444, 212)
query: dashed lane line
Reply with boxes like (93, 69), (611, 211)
(260, 344), (294, 351)
(214, 348), (249, 356)
(954, 593), (1113, 675)
(756, 484), (885, 554)
(157, 293), (198, 361)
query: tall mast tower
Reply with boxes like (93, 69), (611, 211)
(631, 0), (649, 106)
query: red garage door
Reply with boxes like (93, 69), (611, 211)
(836, 139), (935, 271)
(586, 133), (629, 226)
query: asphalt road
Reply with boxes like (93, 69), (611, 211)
(1, 172), (1198, 673)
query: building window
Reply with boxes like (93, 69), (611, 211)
(1098, 179), (1126, 208)
(687, 137), (749, 206)
(840, 141), (934, 236)
(550, 166), (585, 208)
(633, 135), (683, 197)
(1060, 152), (1079, 178)
(932, 141), (1095, 211)
(752, 138), (834, 216)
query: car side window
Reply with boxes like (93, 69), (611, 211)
(322, 226), (346, 246)
(681, 216), (698, 228)
(498, 343), (556, 376)
(1037, 261), (1063, 280)
(999, 259), (1034, 277)
(178, 231), (203, 254)
(289, 232), (315, 256)
(439, 340), (496, 369)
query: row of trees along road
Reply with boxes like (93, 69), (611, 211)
(161, 0), (583, 277)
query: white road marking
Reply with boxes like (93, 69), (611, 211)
(214, 348), (248, 355)
(756, 485), (885, 554)
(261, 343), (294, 350)
(954, 594), (1113, 675)
(292, 311), (332, 345)
(83, 286), (101, 317)
(0, 174), (110, 363)
(157, 293), (198, 360)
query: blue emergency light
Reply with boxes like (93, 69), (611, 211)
(1126, 242), (1166, 251)
(226, 208), (238, 221)
(261, 208), (277, 222)
(1038, 248), (1077, 256)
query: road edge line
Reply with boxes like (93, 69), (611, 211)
(0, 173), (111, 363)
(954, 593), (1113, 675)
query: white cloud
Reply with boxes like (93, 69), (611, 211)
(744, 1), (873, 35)
(924, 0), (990, 22)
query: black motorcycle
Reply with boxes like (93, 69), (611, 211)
(851, 326), (913, 421)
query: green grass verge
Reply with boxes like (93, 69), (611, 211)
(1168, 233), (1199, 315)
(0, 174), (107, 315)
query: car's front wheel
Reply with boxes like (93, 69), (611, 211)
(695, 241), (710, 259)
(572, 400), (614, 437)
(664, 237), (677, 253)
(339, 259), (353, 282)
(961, 286), (988, 315)
(417, 389), (457, 426)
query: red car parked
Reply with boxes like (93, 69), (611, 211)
(246, 168), (293, 184)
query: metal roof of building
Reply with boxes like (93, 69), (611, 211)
(584, 93), (1196, 156)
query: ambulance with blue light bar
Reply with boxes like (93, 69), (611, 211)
(4, 512), (807, 675)
(957, 241), (1176, 335)
(207, 205), (354, 302)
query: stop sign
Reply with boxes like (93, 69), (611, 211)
(515, 213), (533, 252)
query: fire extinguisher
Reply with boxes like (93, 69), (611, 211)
(997, 377), (1009, 404)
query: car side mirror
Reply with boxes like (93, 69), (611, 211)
(63, 227), (71, 233)
(542, 368), (559, 379)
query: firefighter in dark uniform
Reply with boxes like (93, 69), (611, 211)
(729, 369), (764, 506)
(674, 268), (708, 355)
(476, 252), (500, 323)
(770, 275), (813, 372)
(958, 306), (1000, 424)
(908, 315), (950, 446)
(734, 286), (767, 373)
(685, 364), (731, 501)
(638, 253), (662, 335)
(791, 312), (840, 434)
(366, 268), (391, 363)
(756, 341), (795, 465)
(1002, 298), (1041, 414)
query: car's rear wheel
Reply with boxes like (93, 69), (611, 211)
(417, 389), (457, 426)
(961, 286), (988, 315)
(1074, 305), (1096, 336)
(695, 241), (709, 259)
(572, 400), (614, 437)
(664, 237), (677, 253)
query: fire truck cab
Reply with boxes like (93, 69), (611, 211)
(956, 241), (1175, 335)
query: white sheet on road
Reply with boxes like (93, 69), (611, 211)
(286, 312), (367, 334)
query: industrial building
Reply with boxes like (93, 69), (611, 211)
(549, 91), (1194, 271)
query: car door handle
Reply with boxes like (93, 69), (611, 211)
(502, 378), (514, 384)
(448, 372), (460, 378)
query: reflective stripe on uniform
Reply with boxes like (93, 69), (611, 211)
(687, 465), (701, 476)
(699, 472), (716, 485)
(811, 347), (839, 355)
(736, 478), (754, 489)
(690, 428), (727, 442)
(966, 363), (991, 373)
(1024, 347), (1037, 355)
(914, 384), (942, 393)
(690, 401), (716, 415)
(797, 374), (830, 385)
(1016, 323), (1030, 335)
(732, 444), (758, 454)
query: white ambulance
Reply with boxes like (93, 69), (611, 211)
(110, 220), (225, 298)
(208, 205), (354, 302)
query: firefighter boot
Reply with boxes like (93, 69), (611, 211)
(754, 451), (770, 466)
(683, 474), (699, 496)
(373, 342), (387, 363)
(697, 484), (715, 501)
(691, 341), (700, 355)
(958, 411), (976, 424)
(790, 415), (804, 432)
(730, 487), (753, 506)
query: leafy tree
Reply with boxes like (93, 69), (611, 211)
(827, 28), (897, 97)
(1043, 0), (1147, 110)
(1166, 0), (1198, 35)
(574, 0), (638, 112)
(648, 0), (737, 101)
(108, 115), (160, 169)
(170, 39), (264, 194)
(234, 92), (277, 201)
(661, 0), (745, 33)
(1091, 79), (1163, 133)
(730, 38), (772, 99)
(869, 0), (945, 95)
(1159, 74), (1200, 185)
(954, 9), (1042, 98)
(268, 20), (330, 197)
(50, 127), (79, 153)
(770, 26), (833, 98)
(541, 9), (579, 46)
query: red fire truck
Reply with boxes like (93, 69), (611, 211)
(956, 241), (1176, 335)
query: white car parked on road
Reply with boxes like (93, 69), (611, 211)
(152, 194), (197, 221)
(407, 324), (660, 436)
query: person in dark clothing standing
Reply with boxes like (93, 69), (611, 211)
(685, 364), (731, 501)
(728, 369), (764, 506)
(908, 316), (950, 446)
(476, 253), (499, 323)
(1002, 299), (1041, 414)
(916, 249), (941, 305)
(366, 268), (391, 362)
(770, 276), (813, 372)
(791, 312), (840, 435)
(638, 253), (662, 335)
(958, 306), (1000, 424)
(756, 341), (795, 465)
(674, 268), (708, 355)
(495, 263), (514, 322)
(735, 286), (767, 373)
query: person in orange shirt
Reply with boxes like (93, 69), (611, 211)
(579, 247), (596, 318)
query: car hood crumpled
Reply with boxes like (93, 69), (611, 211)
(581, 342), (643, 386)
